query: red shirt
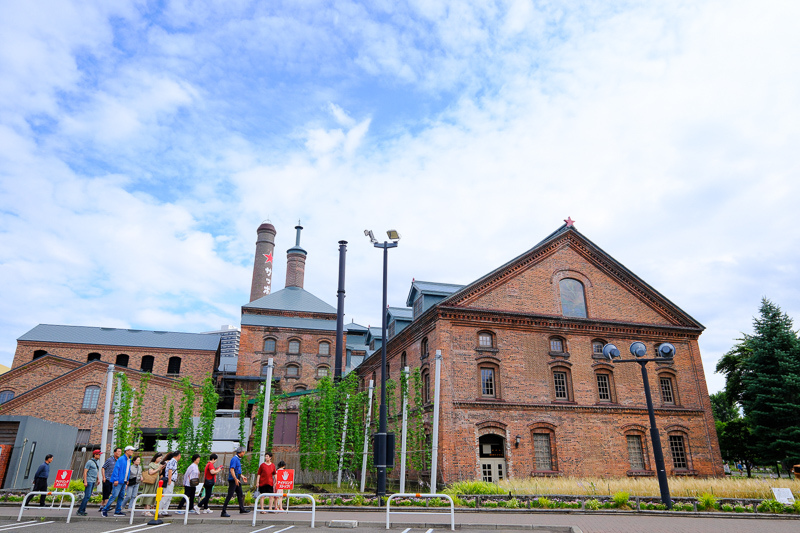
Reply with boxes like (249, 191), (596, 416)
(204, 461), (216, 481)
(258, 462), (277, 486)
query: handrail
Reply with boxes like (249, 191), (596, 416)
(386, 493), (454, 530)
(18, 491), (75, 523)
(252, 492), (315, 527)
(129, 492), (190, 525)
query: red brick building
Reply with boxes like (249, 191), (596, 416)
(1, 325), (221, 450)
(358, 223), (723, 481)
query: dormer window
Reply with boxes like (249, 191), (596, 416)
(413, 296), (423, 319)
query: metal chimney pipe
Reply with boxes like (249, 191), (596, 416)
(334, 240), (347, 381)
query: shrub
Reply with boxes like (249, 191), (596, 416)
(720, 503), (733, 512)
(792, 500), (800, 514)
(757, 499), (785, 514)
(482, 500), (498, 508)
(612, 491), (630, 509)
(584, 498), (600, 511)
(536, 497), (553, 509)
(697, 492), (717, 511)
(444, 480), (505, 495)
(734, 504), (748, 513)
(504, 497), (520, 509)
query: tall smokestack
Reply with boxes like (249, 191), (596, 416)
(249, 222), (277, 301)
(285, 222), (307, 289)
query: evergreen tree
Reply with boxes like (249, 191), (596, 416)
(709, 391), (738, 424)
(739, 298), (800, 472)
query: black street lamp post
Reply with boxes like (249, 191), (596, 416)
(365, 229), (400, 503)
(603, 341), (675, 510)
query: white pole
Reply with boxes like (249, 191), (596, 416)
(399, 366), (409, 494)
(259, 358), (274, 465)
(360, 380), (374, 493)
(110, 374), (122, 451)
(430, 350), (443, 494)
(100, 364), (115, 463)
(336, 394), (350, 488)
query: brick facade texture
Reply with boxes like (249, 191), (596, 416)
(358, 232), (723, 481)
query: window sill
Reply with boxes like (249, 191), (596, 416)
(317, 354), (331, 358)
(549, 351), (570, 358)
(530, 470), (561, 477)
(79, 409), (98, 414)
(166, 373), (180, 378)
(626, 469), (655, 477)
(672, 469), (699, 476)
(476, 397), (504, 402)
(475, 347), (499, 353)
(551, 400), (576, 405)
(594, 401), (618, 406)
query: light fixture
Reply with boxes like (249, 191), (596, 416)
(657, 343), (675, 359)
(602, 343), (620, 361)
(630, 342), (647, 358)
(387, 229), (401, 241)
(364, 229), (377, 244)
(515, 435), (521, 448)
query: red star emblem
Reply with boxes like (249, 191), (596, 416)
(263, 252), (273, 263)
(564, 216), (575, 227)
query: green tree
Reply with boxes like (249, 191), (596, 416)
(739, 299), (800, 474)
(176, 378), (196, 472)
(709, 391), (738, 424)
(195, 376), (219, 457)
(718, 418), (757, 477)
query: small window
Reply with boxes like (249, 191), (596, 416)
(33, 350), (47, 360)
(481, 368), (495, 397)
(596, 372), (614, 402)
(627, 435), (646, 470)
(167, 357), (181, 375)
(82, 386), (101, 411)
(294, 385), (307, 392)
(260, 363), (271, 376)
(553, 371), (569, 400)
(559, 278), (587, 318)
(660, 376), (675, 404)
(264, 338), (276, 353)
(478, 332), (493, 348)
(288, 340), (300, 354)
(386, 363), (390, 379)
(75, 429), (91, 447)
(421, 337), (429, 359)
(115, 354), (129, 367)
(318, 341), (330, 355)
(422, 369), (430, 404)
(669, 435), (688, 469)
(0, 390), (14, 404)
(317, 366), (329, 378)
(533, 433), (553, 470)
(592, 341), (604, 356)
(286, 365), (299, 377)
(87, 353), (102, 362)
(413, 296), (423, 319)
(550, 337), (564, 353)
(400, 352), (406, 370)
(140, 355), (154, 373)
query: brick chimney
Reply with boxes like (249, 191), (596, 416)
(249, 222), (277, 301)
(285, 223), (307, 289)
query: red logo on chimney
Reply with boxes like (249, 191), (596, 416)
(263, 252), (273, 263)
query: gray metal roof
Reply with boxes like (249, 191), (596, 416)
(387, 307), (413, 320)
(241, 315), (338, 331)
(243, 287), (336, 314)
(406, 280), (465, 306)
(18, 324), (221, 351)
(344, 322), (368, 332)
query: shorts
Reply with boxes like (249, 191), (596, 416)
(102, 480), (113, 500)
(259, 484), (274, 494)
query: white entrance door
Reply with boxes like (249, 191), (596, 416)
(480, 458), (506, 483)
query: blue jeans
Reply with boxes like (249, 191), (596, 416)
(121, 482), (139, 509)
(78, 482), (95, 514)
(103, 482), (126, 514)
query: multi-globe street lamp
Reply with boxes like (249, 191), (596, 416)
(365, 229), (400, 502)
(602, 341), (676, 509)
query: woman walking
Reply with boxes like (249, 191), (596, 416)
(198, 453), (221, 513)
(159, 451), (180, 514)
(181, 454), (202, 514)
(256, 452), (276, 514)
(121, 455), (142, 510)
(140, 453), (165, 518)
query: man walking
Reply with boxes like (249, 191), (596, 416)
(102, 446), (133, 517)
(100, 447), (121, 511)
(220, 447), (249, 517)
(77, 449), (102, 516)
(26, 454), (53, 507)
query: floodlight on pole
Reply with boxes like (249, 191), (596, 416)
(387, 230), (400, 241)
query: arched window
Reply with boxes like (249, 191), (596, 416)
(479, 362), (499, 399)
(294, 385), (307, 392)
(317, 365), (329, 378)
(421, 338), (429, 360)
(87, 353), (102, 362)
(421, 368), (431, 404)
(591, 340), (606, 358)
(400, 352), (407, 370)
(623, 428), (649, 472)
(595, 369), (616, 403)
(261, 363), (271, 376)
(530, 424), (558, 472)
(81, 386), (101, 411)
(33, 350), (47, 360)
(551, 365), (573, 402)
(477, 331), (495, 349)
(286, 364), (300, 377)
(167, 357), (182, 375)
(659, 371), (679, 405)
(668, 432), (691, 471)
(549, 336), (566, 354)
(263, 338), (277, 353)
(318, 341), (330, 356)
(0, 391), (14, 404)
(559, 278), (587, 318)
(115, 354), (129, 367)
(288, 339), (301, 354)
(140, 355), (154, 373)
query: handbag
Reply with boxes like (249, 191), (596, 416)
(141, 468), (157, 485)
(189, 477), (200, 487)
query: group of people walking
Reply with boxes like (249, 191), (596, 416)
(74, 445), (288, 517)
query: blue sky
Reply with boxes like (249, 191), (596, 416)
(1, 0), (799, 393)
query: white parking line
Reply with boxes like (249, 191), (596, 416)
(273, 527), (294, 533)
(122, 524), (169, 533)
(250, 526), (275, 533)
(0, 522), (55, 532)
(424, 529), (434, 533)
(400, 529), (412, 533)
(104, 524), (157, 533)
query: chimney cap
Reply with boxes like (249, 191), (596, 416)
(257, 222), (276, 233)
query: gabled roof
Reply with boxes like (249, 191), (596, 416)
(405, 281), (465, 307)
(345, 322), (368, 332)
(241, 315), (337, 331)
(387, 307), (413, 320)
(17, 324), (221, 351)
(440, 224), (704, 329)
(244, 287), (336, 314)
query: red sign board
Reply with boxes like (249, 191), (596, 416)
(274, 469), (294, 490)
(53, 470), (72, 489)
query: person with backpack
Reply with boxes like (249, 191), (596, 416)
(77, 449), (102, 516)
